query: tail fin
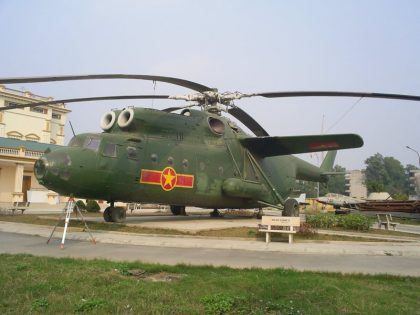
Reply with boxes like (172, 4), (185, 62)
(320, 150), (337, 172)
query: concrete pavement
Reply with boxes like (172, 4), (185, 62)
(1, 221), (420, 257)
(1, 231), (420, 276)
(1, 211), (420, 276)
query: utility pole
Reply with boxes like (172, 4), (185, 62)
(406, 146), (420, 168)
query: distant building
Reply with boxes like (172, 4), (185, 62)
(0, 85), (70, 203)
(345, 170), (367, 199)
(408, 169), (420, 200)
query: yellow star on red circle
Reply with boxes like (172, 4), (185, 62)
(160, 167), (177, 191)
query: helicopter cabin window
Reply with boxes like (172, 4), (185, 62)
(126, 146), (137, 159)
(83, 137), (101, 152)
(103, 143), (117, 158)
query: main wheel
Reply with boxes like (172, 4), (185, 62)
(283, 199), (300, 217)
(170, 205), (186, 216)
(103, 207), (112, 222)
(111, 206), (127, 223)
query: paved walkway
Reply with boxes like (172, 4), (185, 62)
(1, 221), (420, 257)
(2, 220), (420, 276)
(1, 231), (420, 276)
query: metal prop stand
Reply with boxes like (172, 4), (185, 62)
(47, 197), (96, 249)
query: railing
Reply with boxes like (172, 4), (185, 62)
(0, 147), (19, 155)
(0, 147), (43, 159)
(25, 150), (43, 158)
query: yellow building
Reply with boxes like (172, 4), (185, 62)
(0, 85), (70, 204)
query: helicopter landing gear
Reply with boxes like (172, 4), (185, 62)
(210, 208), (222, 217)
(111, 206), (126, 223)
(103, 201), (127, 223)
(255, 208), (264, 219)
(170, 205), (186, 216)
(103, 207), (112, 222)
(283, 199), (300, 217)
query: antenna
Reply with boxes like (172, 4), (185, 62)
(69, 120), (76, 137)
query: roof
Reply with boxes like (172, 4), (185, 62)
(0, 137), (63, 152)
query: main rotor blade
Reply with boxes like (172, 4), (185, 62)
(228, 107), (269, 137)
(0, 95), (171, 111)
(0, 74), (212, 93)
(255, 91), (420, 102)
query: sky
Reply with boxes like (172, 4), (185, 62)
(0, 0), (419, 170)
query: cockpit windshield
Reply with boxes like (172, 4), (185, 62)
(83, 137), (101, 152)
(68, 136), (85, 147)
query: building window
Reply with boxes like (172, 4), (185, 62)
(30, 107), (48, 114)
(52, 113), (61, 119)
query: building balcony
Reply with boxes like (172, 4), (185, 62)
(0, 146), (43, 159)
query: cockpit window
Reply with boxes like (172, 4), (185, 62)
(69, 136), (85, 147)
(83, 137), (101, 152)
(103, 143), (117, 157)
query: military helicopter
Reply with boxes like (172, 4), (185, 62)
(1, 74), (419, 222)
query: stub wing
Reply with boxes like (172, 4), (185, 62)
(240, 134), (363, 157)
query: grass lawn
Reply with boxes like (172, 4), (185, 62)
(0, 254), (419, 314)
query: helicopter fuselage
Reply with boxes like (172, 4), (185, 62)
(34, 107), (326, 210)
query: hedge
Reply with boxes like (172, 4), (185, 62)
(306, 213), (371, 231)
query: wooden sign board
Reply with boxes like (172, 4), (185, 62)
(261, 216), (300, 226)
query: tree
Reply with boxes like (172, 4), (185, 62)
(365, 153), (410, 197)
(383, 156), (406, 195)
(321, 165), (346, 195)
(294, 165), (346, 197)
(294, 180), (318, 198)
(365, 153), (388, 193)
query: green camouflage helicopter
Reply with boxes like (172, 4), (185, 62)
(1, 74), (419, 222)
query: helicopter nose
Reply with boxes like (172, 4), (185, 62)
(34, 152), (73, 183)
(34, 157), (48, 180)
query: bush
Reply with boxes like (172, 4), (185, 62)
(306, 213), (338, 229)
(306, 213), (371, 231)
(85, 200), (100, 213)
(337, 214), (371, 231)
(74, 200), (86, 211)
